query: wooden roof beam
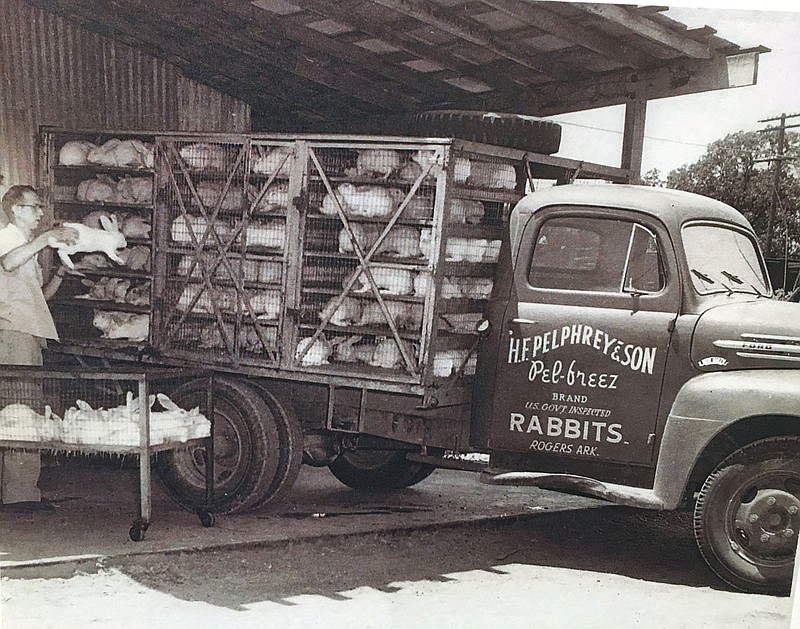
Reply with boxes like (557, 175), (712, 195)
(367, 0), (571, 79)
(575, 3), (713, 59)
(476, 51), (762, 116)
(481, 0), (655, 69)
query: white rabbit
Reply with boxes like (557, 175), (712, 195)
(369, 337), (415, 370)
(50, 214), (127, 269)
(350, 265), (414, 295)
(331, 335), (374, 364)
(244, 290), (282, 320)
(411, 150), (442, 179)
(296, 336), (332, 366)
(356, 149), (401, 178)
(252, 182), (290, 212)
(357, 301), (422, 330)
(87, 139), (152, 169)
(320, 296), (363, 327)
(445, 238), (501, 263)
(320, 187), (347, 216)
(449, 198), (484, 224)
(59, 140), (97, 166)
(252, 145), (294, 175)
(338, 223), (380, 254)
(76, 176), (116, 202)
(92, 311), (149, 341)
(176, 284), (215, 314)
(179, 142), (225, 171)
(335, 183), (394, 218)
(246, 220), (285, 249)
(121, 214), (151, 238)
(397, 160), (422, 182)
(413, 271), (431, 297)
(115, 177), (153, 205)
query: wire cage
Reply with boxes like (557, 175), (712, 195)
(0, 366), (215, 540)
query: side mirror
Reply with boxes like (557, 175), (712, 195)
(476, 318), (492, 339)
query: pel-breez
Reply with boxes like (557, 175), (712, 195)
(474, 183), (800, 595)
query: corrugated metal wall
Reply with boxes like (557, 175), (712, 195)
(0, 0), (251, 199)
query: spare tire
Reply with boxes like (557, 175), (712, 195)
(409, 110), (562, 154)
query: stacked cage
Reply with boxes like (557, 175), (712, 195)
(42, 131), (155, 346)
(153, 138), (288, 365)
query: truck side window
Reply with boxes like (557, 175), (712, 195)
(529, 217), (664, 293)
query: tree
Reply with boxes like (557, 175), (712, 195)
(666, 130), (800, 258)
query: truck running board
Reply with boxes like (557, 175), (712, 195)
(480, 471), (666, 510)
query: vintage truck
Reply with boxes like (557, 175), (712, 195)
(39, 129), (799, 594)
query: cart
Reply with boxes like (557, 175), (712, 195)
(0, 365), (215, 540)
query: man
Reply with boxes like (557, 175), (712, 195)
(0, 185), (77, 509)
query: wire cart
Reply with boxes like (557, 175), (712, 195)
(0, 365), (215, 541)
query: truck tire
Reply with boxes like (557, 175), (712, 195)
(328, 449), (436, 490)
(155, 377), (280, 514)
(693, 436), (800, 594)
(246, 382), (304, 509)
(409, 110), (562, 154)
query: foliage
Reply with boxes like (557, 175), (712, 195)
(640, 168), (666, 187)
(664, 130), (800, 258)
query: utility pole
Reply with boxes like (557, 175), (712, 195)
(757, 112), (800, 257)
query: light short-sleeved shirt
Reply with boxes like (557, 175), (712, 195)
(0, 223), (58, 340)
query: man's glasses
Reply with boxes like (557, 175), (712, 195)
(16, 203), (44, 210)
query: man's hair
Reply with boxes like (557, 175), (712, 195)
(1, 185), (37, 220)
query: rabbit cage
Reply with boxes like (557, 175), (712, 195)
(0, 366), (214, 540)
(39, 130), (526, 404)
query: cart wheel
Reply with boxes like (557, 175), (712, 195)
(198, 510), (216, 528)
(129, 519), (149, 542)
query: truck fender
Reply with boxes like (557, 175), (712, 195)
(654, 369), (800, 509)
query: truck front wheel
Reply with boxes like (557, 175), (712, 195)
(328, 449), (436, 490)
(694, 436), (800, 594)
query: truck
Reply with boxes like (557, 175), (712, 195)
(39, 128), (800, 595)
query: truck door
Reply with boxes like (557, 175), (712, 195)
(489, 207), (680, 465)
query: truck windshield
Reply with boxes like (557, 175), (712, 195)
(682, 223), (770, 296)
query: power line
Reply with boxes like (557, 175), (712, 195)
(555, 120), (710, 149)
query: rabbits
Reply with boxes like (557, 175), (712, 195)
(295, 336), (332, 366)
(246, 220), (286, 249)
(357, 301), (422, 330)
(194, 181), (243, 211)
(331, 335), (375, 364)
(355, 149), (402, 179)
(445, 238), (501, 263)
(179, 142), (226, 171)
(320, 296), (363, 327)
(252, 145), (294, 176)
(348, 265), (414, 295)
(87, 139), (153, 169)
(50, 214), (127, 269)
(92, 311), (149, 341)
(321, 184), (394, 218)
(170, 215), (231, 244)
(329, 335), (415, 370)
(338, 224), (421, 258)
(243, 290), (282, 320)
(115, 177), (153, 205)
(449, 198), (485, 224)
(59, 140), (97, 166)
(252, 182), (290, 212)
(370, 337), (414, 370)
(77, 176), (115, 202)
(121, 214), (151, 239)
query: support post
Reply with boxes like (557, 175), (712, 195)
(622, 100), (647, 183)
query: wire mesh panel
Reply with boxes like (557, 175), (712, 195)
(153, 138), (286, 366)
(296, 142), (445, 377)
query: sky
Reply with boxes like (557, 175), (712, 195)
(548, 0), (800, 176)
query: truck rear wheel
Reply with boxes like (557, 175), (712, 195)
(693, 436), (800, 594)
(328, 449), (436, 490)
(246, 382), (304, 509)
(155, 377), (280, 514)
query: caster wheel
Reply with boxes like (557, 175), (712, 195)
(129, 519), (149, 542)
(198, 510), (216, 528)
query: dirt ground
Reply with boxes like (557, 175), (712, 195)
(3, 502), (794, 628)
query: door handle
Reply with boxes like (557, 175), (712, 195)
(511, 318), (538, 325)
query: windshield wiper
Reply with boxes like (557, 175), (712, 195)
(721, 270), (744, 285)
(691, 268), (714, 284)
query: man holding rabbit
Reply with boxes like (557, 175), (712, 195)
(0, 185), (77, 509)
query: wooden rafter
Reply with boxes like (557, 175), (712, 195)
(481, 0), (655, 69)
(576, 3), (712, 59)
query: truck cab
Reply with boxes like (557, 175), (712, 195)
(474, 184), (800, 594)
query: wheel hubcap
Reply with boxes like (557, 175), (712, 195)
(735, 488), (800, 558)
